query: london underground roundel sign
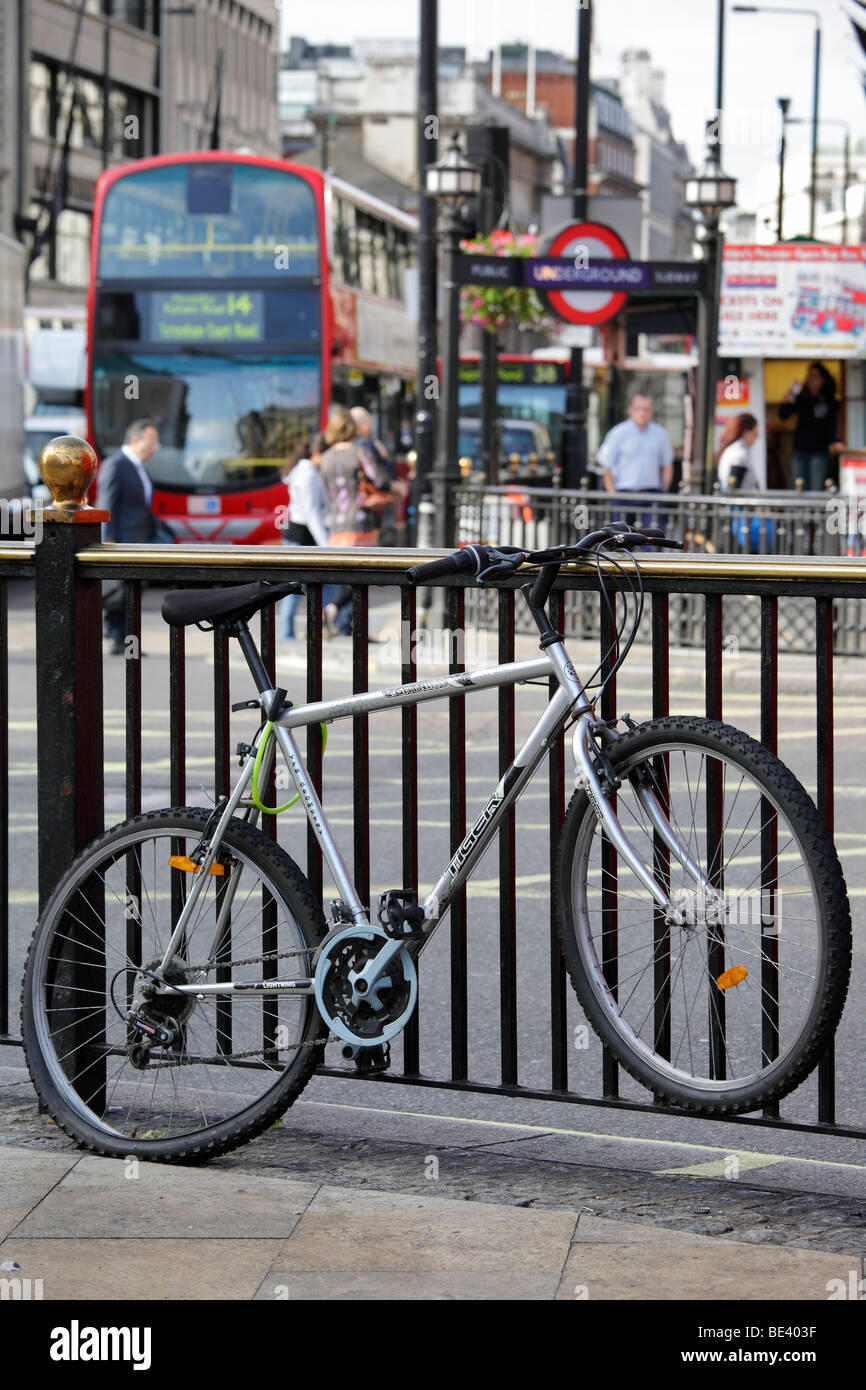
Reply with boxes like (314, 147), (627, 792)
(542, 221), (630, 325)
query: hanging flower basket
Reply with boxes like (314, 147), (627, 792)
(459, 229), (555, 335)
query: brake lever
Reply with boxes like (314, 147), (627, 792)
(477, 560), (522, 584)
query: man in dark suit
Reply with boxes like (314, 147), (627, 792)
(97, 419), (161, 654)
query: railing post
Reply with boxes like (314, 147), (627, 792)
(35, 499), (106, 907)
(34, 439), (107, 1113)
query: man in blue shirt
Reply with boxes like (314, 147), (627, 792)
(597, 393), (673, 534)
(598, 393), (674, 494)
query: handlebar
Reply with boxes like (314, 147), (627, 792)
(405, 546), (483, 586)
(405, 529), (684, 587)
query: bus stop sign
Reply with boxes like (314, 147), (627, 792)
(538, 222), (630, 325)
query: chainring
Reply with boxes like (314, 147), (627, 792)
(314, 925), (417, 1046)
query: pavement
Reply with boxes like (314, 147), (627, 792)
(2, 1068), (866, 1301)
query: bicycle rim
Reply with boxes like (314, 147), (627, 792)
(562, 723), (849, 1108)
(25, 813), (323, 1153)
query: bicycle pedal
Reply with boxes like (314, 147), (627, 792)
(378, 889), (426, 941)
(341, 1042), (391, 1074)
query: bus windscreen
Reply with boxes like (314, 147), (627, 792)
(91, 352), (320, 491)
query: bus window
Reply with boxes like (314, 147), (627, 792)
(98, 162), (319, 280)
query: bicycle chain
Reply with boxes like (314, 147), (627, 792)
(144, 1034), (337, 1067)
(183, 945), (313, 972)
(141, 946), (326, 1065)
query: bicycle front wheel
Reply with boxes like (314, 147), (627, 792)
(556, 717), (851, 1114)
(22, 808), (327, 1162)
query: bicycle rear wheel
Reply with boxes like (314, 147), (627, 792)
(556, 718), (851, 1113)
(22, 808), (326, 1162)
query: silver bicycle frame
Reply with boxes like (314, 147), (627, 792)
(155, 631), (688, 998)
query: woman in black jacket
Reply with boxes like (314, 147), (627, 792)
(778, 362), (845, 491)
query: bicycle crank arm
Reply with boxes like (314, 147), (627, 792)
(571, 718), (670, 912)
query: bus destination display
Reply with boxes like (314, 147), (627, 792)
(151, 290), (264, 343)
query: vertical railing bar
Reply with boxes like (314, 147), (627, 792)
(760, 596), (780, 1119)
(549, 586), (568, 1091)
(705, 593), (725, 1080)
(498, 587), (518, 1087)
(169, 623), (186, 807)
(447, 585), (468, 1081)
(304, 583), (325, 900)
(352, 586), (370, 914)
(0, 581), (7, 1035)
(261, 603), (277, 843)
(651, 593), (671, 1068)
(816, 596), (835, 1125)
(124, 582), (142, 820)
(260, 603), (278, 1058)
(306, 583), (324, 903)
(401, 584), (420, 1074)
(214, 626), (231, 1054)
(600, 588), (619, 1099)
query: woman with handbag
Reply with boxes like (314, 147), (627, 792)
(319, 406), (393, 636)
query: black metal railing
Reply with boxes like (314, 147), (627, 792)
(458, 485), (866, 655)
(2, 529), (866, 1143)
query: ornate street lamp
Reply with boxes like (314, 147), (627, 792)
(686, 133), (738, 489)
(425, 134), (482, 548)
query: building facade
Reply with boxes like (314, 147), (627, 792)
(1, 0), (279, 312)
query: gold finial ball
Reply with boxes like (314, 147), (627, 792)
(38, 436), (99, 509)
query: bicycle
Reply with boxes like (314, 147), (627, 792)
(21, 526), (852, 1162)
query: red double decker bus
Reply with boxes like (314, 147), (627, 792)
(87, 152), (417, 542)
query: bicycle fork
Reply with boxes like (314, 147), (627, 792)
(571, 716), (721, 924)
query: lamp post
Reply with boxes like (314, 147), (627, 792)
(733, 6), (821, 238)
(777, 97), (791, 240)
(425, 133), (482, 548)
(414, 0), (438, 545)
(562, 0), (592, 490)
(686, 132), (737, 489)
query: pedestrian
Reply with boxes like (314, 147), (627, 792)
(597, 393), (674, 531)
(97, 418), (162, 655)
(778, 361), (846, 491)
(716, 412), (774, 552)
(350, 406), (409, 547)
(716, 413), (760, 491)
(277, 432), (329, 641)
(319, 406), (393, 637)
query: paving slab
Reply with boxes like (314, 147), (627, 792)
(12, 1154), (320, 1239)
(267, 1186), (577, 1278)
(557, 1214), (860, 1301)
(253, 1270), (559, 1300)
(0, 1238), (286, 1300)
(0, 1145), (80, 1240)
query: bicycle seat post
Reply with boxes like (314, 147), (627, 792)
(231, 619), (273, 701)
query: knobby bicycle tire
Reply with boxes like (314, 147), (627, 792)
(22, 807), (327, 1162)
(556, 717), (851, 1114)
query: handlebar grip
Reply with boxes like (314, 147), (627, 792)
(406, 548), (481, 586)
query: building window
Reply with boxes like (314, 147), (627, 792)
(30, 58), (153, 161)
(27, 203), (92, 288)
(29, 62), (53, 141)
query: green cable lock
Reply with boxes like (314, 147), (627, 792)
(250, 720), (328, 814)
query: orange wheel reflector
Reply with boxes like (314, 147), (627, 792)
(716, 965), (748, 990)
(168, 855), (225, 877)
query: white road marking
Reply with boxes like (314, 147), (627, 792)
(297, 1098), (866, 1173)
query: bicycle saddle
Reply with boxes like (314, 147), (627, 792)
(161, 580), (302, 629)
